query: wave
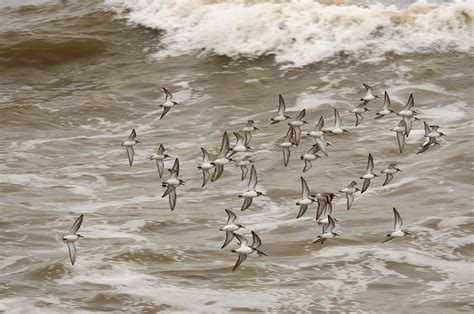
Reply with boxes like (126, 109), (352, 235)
(105, 0), (473, 67)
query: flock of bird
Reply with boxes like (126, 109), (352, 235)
(62, 84), (445, 270)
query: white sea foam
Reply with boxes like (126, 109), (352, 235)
(106, 0), (473, 67)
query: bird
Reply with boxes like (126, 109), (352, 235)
(270, 94), (291, 124)
(211, 132), (231, 182)
(350, 103), (369, 126)
(121, 129), (140, 166)
(219, 209), (245, 249)
(397, 94), (417, 137)
(62, 214), (84, 266)
(197, 147), (215, 187)
(390, 120), (407, 154)
(381, 163), (401, 186)
(149, 144), (171, 178)
(424, 122), (446, 139)
(375, 91), (393, 119)
(231, 231), (267, 271)
(162, 158), (184, 211)
(288, 109), (308, 146)
(306, 116), (325, 139)
(328, 108), (347, 134)
(360, 153), (377, 193)
(313, 215), (339, 245)
(382, 207), (410, 243)
(240, 120), (258, 145)
(339, 181), (360, 210)
(300, 144), (321, 173)
(417, 137), (440, 154)
(315, 193), (338, 224)
(229, 132), (250, 156)
(239, 164), (264, 211)
(159, 87), (179, 119)
(235, 156), (253, 181)
(311, 133), (331, 157)
(359, 83), (380, 106)
(279, 126), (295, 167)
(296, 176), (316, 218)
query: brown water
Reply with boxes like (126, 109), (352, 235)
(1, 0), (473, 312)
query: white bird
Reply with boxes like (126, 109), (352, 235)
(313, 215), (339, 245)
(306, 116), (325, 139)
(270, 94), (291, 124)
(211, 132), (232, 182)
(162, 158), (184, 211)
(121, 129), (140, 166)
(289, 109), (308, 146)
(375, 91), (393, 119)
(62, 214), (84, 266)
(382, 207), (410, 243)
(397, 94), (417, 137)
(417, 137), (439, 154)
(339, 181), (360, 210)
(235, 156), (253, 181)
(360, 153), (377, 193)
(279, 126), (295, 167)
(197, 147), (215, 187)
(350, 103), (369, 126)
(424, 122), (446, 139)
(296, 176), (316, 219)
(300, 144), (321, 173)
(229, 132), (250, 156)
(219, 209), (245, 249)
(149, 144), (170, 178)
(315, 193), (338, 225)
(239, 164), (264, 211)
(390, 120), (407, 154)
(381, 163), (401, 186)
(328, 108), (347, 134)
(241, 120), (258, 145)
(159, 87), (179, 119)
(359, 83), (380, 106)
(231, 231), (267, 271)
(312, 133), (330, 157)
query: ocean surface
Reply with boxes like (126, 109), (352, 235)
(0, 0), (473, 312)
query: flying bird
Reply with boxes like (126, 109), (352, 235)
(296, 176), (316, 218)
(300, 144), (321, 173)
(359, 83), (380, 106)
(62, 214), (84, 266)
(270, 94), (291, 124)
(375, 91), (393, 119)
(159, 87), (179, 119)
(211, 132), (232, 182)
(339, 181), (360, 210)
(381, 163), (401, 186)
(231, 231), (267, 271)
(279, 126), (295, 167)
(239, 165), (264, 211)
(390, 120), (407, 154)
(149, 144), (170, 178)
(121, 129), (140, 166)
(288, 109), (308, 146)
(382, 207), (410, 243)
(197, 147), (215, 187)
(219, 209), (245, 249)
(313, 215), (339, 245)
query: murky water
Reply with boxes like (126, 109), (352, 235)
(1, 0), (473, 312)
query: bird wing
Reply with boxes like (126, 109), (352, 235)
(211, 164), (224, 182)
(69, 214), (84, 234)
(363, 83), (373, 93)
(355, 112), (363, 126)
(251, 231), (262, 249)
(334, 108), (342, 128)
(218, 132), (230, 159)
(240, 165), (249, 181)
(315, 116), (324, 131)
(423, 121), (431, 137)
(160, 106), (171, 119)
(366, 153), (374, 173)
(201, 169), (210, 187)
(171, 158), (180, 176)
(126, 146), (134, 167)
(296, 204), (308, 219)
(127, 129), (137, 141)
(156, 160), (164, 178)
(326, 215), (336, 232)
(168, 186), (177, 211)
(234, 233), (248, 246)
(282, 147), (290, 167)
(295, 109), (306, 121)
(382, 91), (391, 110)
(241, 197), (253, 211)
(396, 131), (405, 154)
(303, 160), (312, 173)
(301, 176), (310, 199)
(403, 117), (412, 137)
(393, 207), (403, 231)
(222, 231), (235, 249)
(278, 94), (286, 115)
(248, 165), (257, 190)
(162, 184), (174, 197)
(67, 241), (77, 266)
(201, 147), (210, 163)
(346, 193), (354, 210)
(225, 209), (237, 224)
(404, 93), (414, 110)
(283, 126), (294, 143)
(293, 126), (301, 146)
(163, 87), (173, 102)
(314, 137), (328, 156)
(233, 253), (248, 271)
(383, 173), (394, 186)
(361, 178), (370, 194)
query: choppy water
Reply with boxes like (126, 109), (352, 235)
(1, 0), (473, 312)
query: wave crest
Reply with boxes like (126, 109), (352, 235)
(106, 0), (473, 67)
